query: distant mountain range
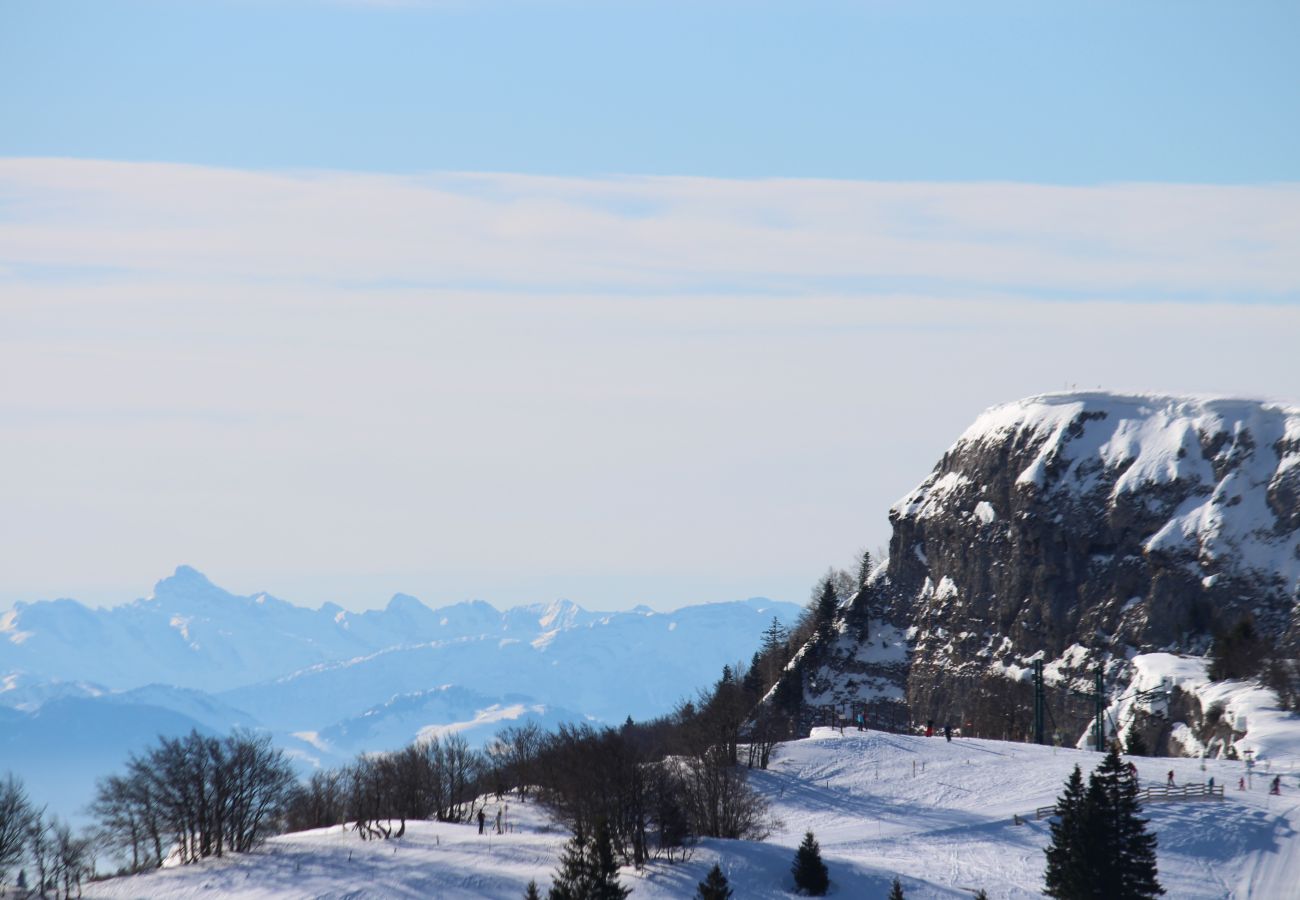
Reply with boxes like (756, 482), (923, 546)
(1, 567), (800, 819)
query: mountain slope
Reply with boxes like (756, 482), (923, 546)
(83, 730), (1300, 899)
(795, 392), (1300, 750)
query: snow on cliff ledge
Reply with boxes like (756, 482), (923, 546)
(894, 391), (1300, 588)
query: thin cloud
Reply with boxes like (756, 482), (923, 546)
(0, 159), (1296, 301)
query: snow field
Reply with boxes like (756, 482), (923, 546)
(84, 729), (1300, 899)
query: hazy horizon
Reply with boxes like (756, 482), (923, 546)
(3, 1), (1298, 612)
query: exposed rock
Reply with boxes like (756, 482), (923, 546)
(789, 392), (1300, 747)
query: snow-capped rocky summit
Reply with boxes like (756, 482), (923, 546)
(795, 392), (1300, 752)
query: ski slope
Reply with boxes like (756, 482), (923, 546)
(84, 729), (1300, 899)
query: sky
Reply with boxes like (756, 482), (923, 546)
(1, 0), (1298, 612)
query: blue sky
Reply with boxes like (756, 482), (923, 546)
(2, 1), (1299, 611)
(3, 0), (1298, 181)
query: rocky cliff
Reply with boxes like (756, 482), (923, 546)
(794, 392), (1300, 749)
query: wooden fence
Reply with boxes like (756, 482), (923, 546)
(1034, 782), (1225, 820)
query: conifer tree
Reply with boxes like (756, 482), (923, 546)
(695, 862), (734, 900)
(547, 826), (592, 900)
(791, 831), (829, 896)
(856, 549), (873, 587)
(1092, 746), (1163, 898)
(1043, 765), (1089, 898)
(888, 876), (905, 899)
(589, 819), (631, 900)
(815, 580), (839, 636)
(973, 891), (988, 900)
(524, 880), (543, 900)
(1044, 749), (1163, 899)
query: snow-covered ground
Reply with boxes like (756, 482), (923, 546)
(84, 728), (1300, 899)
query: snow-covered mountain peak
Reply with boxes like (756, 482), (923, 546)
(946, 392), (1300, 483)
(894, 392), (1300, 588)
(795, 391), (1300, 754)
(536, 598), (585, 630)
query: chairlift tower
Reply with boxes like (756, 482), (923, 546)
(1069, 669), (1107, 751)
(1033, 659), (1046, 745)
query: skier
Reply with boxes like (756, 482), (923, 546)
(1270, 775), (1281, 796)
(1207, 776), (1215, 792)
(925, 720), (934, 737)
(1126, 761), (1138, 779)
(1238, 777), (1246, 791)
(495, 807), (502, 834)
(1167, 770), (1175, 787)
(478, 808), (486, 835)
(944, 724), (952, 742)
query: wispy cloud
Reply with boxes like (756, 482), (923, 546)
(2, 158), (1298, 611)
(2, 159), (1296, 301)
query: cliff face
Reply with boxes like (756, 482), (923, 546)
(799, 393), (1300, 744)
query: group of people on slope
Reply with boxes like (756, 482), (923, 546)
(1163, 768), (1282, 795)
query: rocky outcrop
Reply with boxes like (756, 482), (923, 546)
(794, 392), (1300, 745)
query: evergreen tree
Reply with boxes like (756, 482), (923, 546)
(742, 653), (764, 697)
(695, 862), (734, 900)
(815, 580), (839, 636)
(589, 819), (631, 900)
(888, 876), (905, 899)
(1208, 616), (1265, 680)
(856, 549), (874, 587)
(973, 891), (988, 900)
(547, 826), (593, 900)
(1044, 750), (1163, 899)
(1044, 765), (1090, 899)
(1125, 728), (1149, 757)
(1092, 746), (1163, 899)
(791, 831), (829, 896)
(524, 880), (543, 900)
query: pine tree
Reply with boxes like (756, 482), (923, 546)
(888, 876), (905, 899)
(973, 891), (988, 900)
(1044, 750), (1163, 899)
(815, 580), (839, 635)
(1125, 729), (1149, 757)
(695, 862), (734, 900)
(524, 880), (543, 900)
(1208, 616), (1265, 680)
(1093, 747), (1163, 898)
(1043, 765), (1090, 898)
(589, 819), (631, 900)
(791, 831), (829, 896)
(856, 549), (873, 587)
(547, 826), (593, 900)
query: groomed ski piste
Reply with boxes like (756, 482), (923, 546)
(84, 725), (1300, 899)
